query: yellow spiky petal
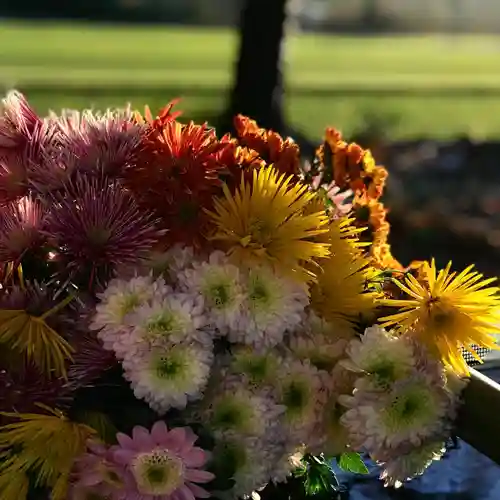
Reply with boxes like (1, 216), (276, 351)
(380, 259), (500, 375)
(310, 215), (380, 334)
(0, 407), (95, 500)
(207, 165), (330, 282)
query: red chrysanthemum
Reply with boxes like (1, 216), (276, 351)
(43, 175), (165, 288)
(233, 114), (301, 179)
(122, 118), (229, 248)
(0, 195), (45, 264)
(134, 99), (183, 128)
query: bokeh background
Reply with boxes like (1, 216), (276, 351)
(2, 1), (500, 498)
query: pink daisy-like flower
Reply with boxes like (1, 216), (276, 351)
(43, 175), (165, 288)
(70, 441), (128, 500)
(111, 421), (214, 499)
(0, 195), (45, 263)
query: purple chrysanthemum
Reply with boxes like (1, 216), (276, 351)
(43, 176), (165, 287)
(0, 154), (28, 205)
(0, 91), (41, 151)
(0, 195), (45, 263)
(64, 331), (118, 393)
(0, 360), (69, 422)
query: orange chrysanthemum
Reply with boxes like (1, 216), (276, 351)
(233, 115), (300, 178)
(133, 100), (183, 128)
(122, 118), (229, 248)
(316, 127), (388, 201)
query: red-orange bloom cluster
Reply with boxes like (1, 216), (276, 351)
(233, 115), (300, 179)
(122, 105), (229, 249)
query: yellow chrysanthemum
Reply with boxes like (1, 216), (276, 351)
(207, 165), (330, 282)
(310, 215), (380, 334)
(0, 407), (95, 500)
(380, 260), (500, 375)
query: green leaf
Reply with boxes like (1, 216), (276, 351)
(337, 452), (369, 474)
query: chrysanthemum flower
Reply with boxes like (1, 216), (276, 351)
(143, 245), (196, 284)
(178, 250), (246, 334)
(311, 250), (378, 334)
(228, 265), (309, 349)
(211, 436), (269, 498)
(0, 91), (40, 151)
(128, 292), (209, 349)
(111, 421), (214, 499)
(375, 441), (446, 488)
(340, 374), (449, 452)
(65, 331), (117, 392)
(233, 115), (300, 179)
(122, 118), (227, 248)
(202, 381), (284, 440)
(275, 358), (324, 443)
(92, 275), (170, 359)
(231, 346), (280, 387)
(0, 195), (45, 264)
(0, 282), (76, 377)
(288, 312), (348, 371)
(61, 108), (143, 179)
(0, 155), (27, 205)
(70, 441), (127, 499)
(207, 165), (330, 282)
(122, 342), (213, 414)
(380, 259), (500, 375)
(43, 176), (165, 287)
(342, 325), (415, 389)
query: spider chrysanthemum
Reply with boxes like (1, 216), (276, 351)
(207, 165), (330, 282)
(380, 260), (500, 375)
(43, 176), (164, 288)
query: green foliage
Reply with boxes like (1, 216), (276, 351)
(336, 452), (370, 475)
(294, 454), (340, 498)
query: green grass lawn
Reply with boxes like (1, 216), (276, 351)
(2, 21), (500, 139)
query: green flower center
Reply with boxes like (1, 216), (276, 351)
(132, 449), (184, 495)
(212, 397), (252, 433)
(283, 379), (309, 418)
(156, 357), (184, 378)
(98, 463), (124, 488)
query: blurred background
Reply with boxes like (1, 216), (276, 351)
(1, 3), (500, 496)
(2, 0), (500, 276)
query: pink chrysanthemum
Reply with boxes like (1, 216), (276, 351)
(111, 421), (214, 499)
(70, 440), (128, 499)
(0, 195), (45, 263)
(58, 108), (143, 179)
(43, 176), (165, 288)
(0, 91), (40, 151)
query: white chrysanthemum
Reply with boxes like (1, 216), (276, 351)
(378, 441), (446, 488)
(204, 384), (285, 440)
(127, 293), (210, 353)
(179, 251), (246, 334)
(91, 275), (170, 358)
(229, 265), (309, 349)
(122, 343), (213, 414)
(289, 312), (348, 370)
(342, 325), (415, 389)
(145, 245), (196, 284)
(213, 437), (270, 499)
(276, 358), (325, 444)
(270, 445), (305, 485)
(231, 347), (281, 388)
(340, 374), (449, 452)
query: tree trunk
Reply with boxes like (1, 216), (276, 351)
(219, 0), (287, 133)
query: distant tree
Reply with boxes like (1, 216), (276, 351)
(218, 0), (315, 157)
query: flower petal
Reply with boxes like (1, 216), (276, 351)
(112, 448), (136, 466)
(177, 485), (196, 500)
(185, 469), (215, 484)
(150, 420), (169, 445)
(164, 427), (187, 451)
(183, 447), (208, 468)
(187, 482), (211, 498)
(132, 425), (154, 450)
(116, 432), (135, 450)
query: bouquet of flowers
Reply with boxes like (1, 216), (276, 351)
(0, 90), (499, 500)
